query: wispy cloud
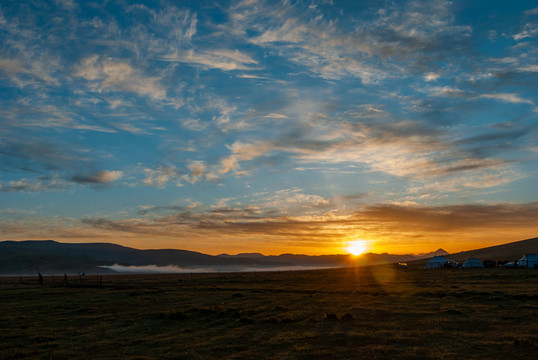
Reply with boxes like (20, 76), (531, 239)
(0, 170), (125, 193)
(202, 106), (528, 192)
(264, 113), (288, 119)
(75, 56), (168, 101)
(225, 0), (471, 82)
(0, 137), (89, 172)
(524, 7), (538, 16)
(476, 93), (534, 105)
(0, 58), (59, 86)
(143, 166), (183, 187)
(163, 49), (259, 71)
(513, 23), (538, 41)
(0, 175), (68, 193)
(0, 103), (116, 133)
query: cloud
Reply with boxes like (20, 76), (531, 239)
(236, 74), (267, 79)
(226, 1), (379, 82)
(359, 202), (538, 232)
(476, 93), (534, 105)
(524, 7), (538, 16)
(0, 175), (68, 193)
(181, 118), (208, 131)
(451, 128), (531, 156)
(204, 107), (526, 188)
(264, 113), (288, 119)
(424, 72), (440, 81)
(143, 166), (182, 187)
(0, 57), (60, 87)
(5, 195), (537, 254)
(138, 205), (186, 216)
(0, 103), (116, 133)
(513, 24), (538, 40)
(212, 140), (275, 178)
(270, 119), (443, 178)
(427, 86), (465, 97)
(0, 137), (88, 172)
(225, 0), (471, 81)
(0, 58), (28, 75)
(0, 9), (62, 87)
(74, 200), (538, 254)
(75, 56), (167, 101)
(517, 65), (538, 72)
(209, 99), (249, 132)
(71, 170), (123, 185)
(261, 189), (331, 214)
(183, 161), (206, 184)
(163, 49), (259, 71)
(54, 0), (76, 10)
(125, 4), (198, 42)
(407, 166), (520, 195)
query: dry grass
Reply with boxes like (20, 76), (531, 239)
(1, 267), (538, 359)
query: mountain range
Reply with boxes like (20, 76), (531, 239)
(0, 237), (536, 275)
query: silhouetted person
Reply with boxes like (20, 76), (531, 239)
(38, 272), (43, 286)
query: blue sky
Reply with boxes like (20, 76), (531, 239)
(1, 0), (537, 255)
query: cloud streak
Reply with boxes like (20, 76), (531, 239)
(164, 49), (259, 71)
(71, 170), (123, 185)
(27, 200), (533, 254)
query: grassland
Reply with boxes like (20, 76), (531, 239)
(1, 266), (538, 359)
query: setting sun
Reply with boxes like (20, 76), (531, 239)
(346, 240), (369, 256)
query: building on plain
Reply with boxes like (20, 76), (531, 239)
(426, 255), (449, 269)
(462, 257), (484, 268)
(516, 254), (538, 268)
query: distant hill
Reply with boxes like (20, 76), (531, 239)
(446, 237), (538, 262)
(218, 248), (449, 265)
(418, 248), (449, 258)
(0, 240), (291, 275)
(406, 237), (538, 268)
(0, 237), (535, 275)
(218, 252), (266, 259)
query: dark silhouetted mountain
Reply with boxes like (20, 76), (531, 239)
(1, 237), (535, 275)
(446, 237), (538, 262)
(414, 248), (449, 259)
(0, 240), (291, 275)
(218, 252), (265, 259)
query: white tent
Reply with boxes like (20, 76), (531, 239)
(517, 254), (538, 268)
(426, 255), (449, 269)
(462, 258), (484, 268)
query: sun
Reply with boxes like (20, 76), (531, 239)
(346, 240), (368, 256)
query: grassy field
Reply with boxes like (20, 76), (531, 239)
(1, 266), (538, 359)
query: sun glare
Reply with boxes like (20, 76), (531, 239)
(346, 240), (369, 256)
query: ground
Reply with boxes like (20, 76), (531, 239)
(1, 266), (538, 359)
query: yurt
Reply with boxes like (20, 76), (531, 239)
(426, 255), (448, 269)
(516, 254), (538, 268)
(462, 257), (484, 268)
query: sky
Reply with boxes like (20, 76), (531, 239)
(1, 0), (537, 255)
